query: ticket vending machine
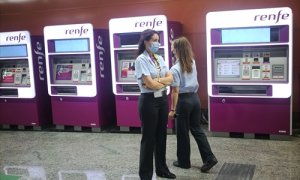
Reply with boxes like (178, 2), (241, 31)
(44, 23), (114, 131)
(109, 15), (181, 132)
(206, 7), (293, 138)
(0, 31), (51, 129)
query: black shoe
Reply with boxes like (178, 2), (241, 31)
(156, 171), (176, 179)
(173, 161), (191, 169)
(201, 157), (218, 172)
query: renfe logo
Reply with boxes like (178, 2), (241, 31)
(135, 18), (163, 29)
(96, 35), (105, 78)
(65, 26), (89, 36)
(34, 41), (45, 81)
(254, 10), (289, 24)
(5, 33), (26, 43)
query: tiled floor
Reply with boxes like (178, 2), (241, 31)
(0, 129), (299, 180)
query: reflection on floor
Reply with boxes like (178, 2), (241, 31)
(0, 128), (299, 180)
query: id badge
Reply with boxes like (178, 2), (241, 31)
(154, 89), (163, 98)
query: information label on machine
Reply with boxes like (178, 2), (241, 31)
(272, 64), (284, 79)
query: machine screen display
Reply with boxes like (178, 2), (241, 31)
(51, 54), (92, 85)
(217, 59), (240, 77)
(0, 45), (28, 57)
(55, 64), (73, 80)
(54, 38), (89, 52)
(118, 60), (136, 81)
(221, 28), (270, 44)
(0, 60), (30, 86)
(213, 46), (288, 83)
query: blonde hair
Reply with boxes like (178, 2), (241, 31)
(172, 37), (194, 73)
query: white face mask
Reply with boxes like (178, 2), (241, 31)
(149, 42), (160, 53)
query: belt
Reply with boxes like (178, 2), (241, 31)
(179, 92), (196, 97)
(141, 90), (167, 97)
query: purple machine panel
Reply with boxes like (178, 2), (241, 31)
(0, 36), (52, 127)
(210, 97), (291, 135)
(50, 29), (115, 128)
(115, 21), (182, 129)
(116, 96), (140, 127)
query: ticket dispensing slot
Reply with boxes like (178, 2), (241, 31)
(214, 85), (272, 96)
(0, 89), (18, 96)
(122, 84), (140, 93)
(51, 86), (77, 95)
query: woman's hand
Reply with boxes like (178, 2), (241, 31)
(142, 82), (149, 89)
(169, 87), (179, 119)
(168, 111), (176, 119)
(157, 72), (173, 86)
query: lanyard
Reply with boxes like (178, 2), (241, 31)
(150, 54), (160, 69)
(149, 54), (161, 78)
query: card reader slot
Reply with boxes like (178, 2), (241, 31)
(52, 86), (77, 95)
(218, 85), (269, 96)
(0, 89), (18, 96)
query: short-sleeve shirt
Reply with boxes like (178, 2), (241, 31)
(170, 60), (199, 93)
(135, 51), (168, 93)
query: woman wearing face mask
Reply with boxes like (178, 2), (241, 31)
(169, 37), (218, 173)
(135, 29), (175, 180)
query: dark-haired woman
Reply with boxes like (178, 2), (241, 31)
(135, 29), (175, 180)
(168, 37), (218, 173)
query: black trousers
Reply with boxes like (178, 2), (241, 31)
(138, 92), (169, 180)
(175, 93), (215, 167)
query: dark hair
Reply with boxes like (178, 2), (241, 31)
(137, 29), (159, 55)
(172, 36), (194, 73)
